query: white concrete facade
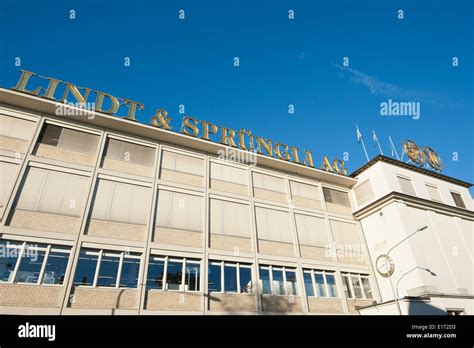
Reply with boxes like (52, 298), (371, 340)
(352, 160), (473, 315)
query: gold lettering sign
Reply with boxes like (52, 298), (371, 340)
(402, 139), (443, 171)
(11, 69), (348, 175)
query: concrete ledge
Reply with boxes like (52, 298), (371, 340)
(0, 135), (29, 154)
(253, 187), (287, 203)
(87, 218), (148, 241)
(8, 209), (80, 234)
(208, 293), (257, 312)
(210, 179), (248, 196)
(102, 157), (154, 177)
(258, 240), (295, 257)
(262, 295), (303, 313)
(160, 169), (204, 187)
(34, 143), (96, 166)
(69, 287), (139, 310)
(0, 283), (63, 308)
(209, 234), (252, 253)
(154, 227), (203, 248)
(144, 291), (202, 311)
(307, 297), (344, 313)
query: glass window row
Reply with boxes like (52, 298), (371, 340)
(1, 240), (373, 300)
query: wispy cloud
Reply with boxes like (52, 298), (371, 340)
(332, 63), (441, 103)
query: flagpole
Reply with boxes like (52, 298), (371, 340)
(388, 136), (400, 160)
(372, 130), (384, 156)
(356, 125), (370, 162)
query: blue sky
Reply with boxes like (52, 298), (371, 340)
(1, 0), (473, 190)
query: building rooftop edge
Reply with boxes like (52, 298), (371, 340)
(0, 88), (358, 188)
(350, 155), (472, 188)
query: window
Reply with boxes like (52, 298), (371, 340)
(146, 256), (200, 292)
(104, 138), (155, 167)
(160, 150), (204, 185)
(15, 167), (89, 216)
(252, 172), (285, 194)
(73, 249), (141, 288)
(15, 244), (47, 284)
(397, 176), (416, 196)
(0, 161), (18, 210)
(208, 263), (221, 292)
(303, 269), (338, 298)
(426, 184), (442, 202)
(294, 214), (329, 247)
(255, 207), (292, 243)
(303, 272), (314, 297)
(38, 124), (99, 154)
(73, 249), (98, 286)
(155, 190), (203, 232)
(0, 240), (71, 285)
(322, 187), (352, 213)
(119, 256), (141, 288)
(259, 265), (298, 296)
(146, 257), (165, 290)
(0, 241), (21, 282)
(41, 247), (70, 285)
(208, 261), (253, 294)
(0, 114), (36, 141)
(341, 273), (373, 299)
(210, 162), (248, 193)
(450, 192), (466, 209)
(96, 253), (120, 287)
(290, 181), (321, 208)
(447, 309), (464, 315)
(90, 179), (151, 225)
(252, 172), (287, 202)
(329, 220), (363, 253)
(210, 199), (250, 238)
(354, 180), (375, 206)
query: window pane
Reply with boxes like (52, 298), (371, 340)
(398, 177), (416, 195)
(185, 262), (200, 291)
(326, 274), (338, 297)
(303, 272), (314, 297)
(314, 273), (327, 297)
(73, 250), (99, 286)
(42, 251), (70, 285)
(259, 267), (271, 294)
(0, 241), (20, 282)
(451, 192), (466, 208)
(166, 260), (183, 291)
(239, 267), (252, 293)
(119, 257), (140, 288)
(97, 254), (120, 287)
(351, 275), (363, 299)
(146, 258), (164, 290)
(361, 277), (373, 299)
(224, 264), (237, 293)
(105, 139), (155, 166)
(323, 187), (350, 207)
(208, 264), (221, 292)
(342, 275), (352, 298)
(39, 124), (61, 146)
(16, 245), (46, 284)
(285, 270), (298, 296)
(272, 269), (285, 295)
